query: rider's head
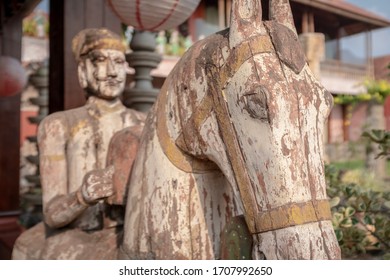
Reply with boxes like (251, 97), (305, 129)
(72, 28), (128, 100)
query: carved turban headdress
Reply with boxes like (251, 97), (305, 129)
(72, 28), (126, 61)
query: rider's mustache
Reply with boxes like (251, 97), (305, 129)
(93, 75), (125, 83)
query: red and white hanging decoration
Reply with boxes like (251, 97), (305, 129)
(107, 0), (201, 31)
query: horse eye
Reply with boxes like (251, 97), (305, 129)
(239, 91), (269, 122)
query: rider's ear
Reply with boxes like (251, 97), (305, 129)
(269, 0), (297, 36)
(78, 61), (88, 89)
(229, 0), (264, 48)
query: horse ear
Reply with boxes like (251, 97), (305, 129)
(229, 0), (265, 48)
(269, 0), (297, 36)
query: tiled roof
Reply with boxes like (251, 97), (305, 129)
(293, 0), (390, 27)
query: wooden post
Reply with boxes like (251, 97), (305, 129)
(48, 0), (65, 113)
(342, 104), (351, 142)
(226, 0), (232, 27)
(302, 10), (315, 33)
(309, 11), (315, 32)
(0, 13), (23, 260)
(218, 0), (226, 29)
(366, 30), (373, 77)
(302, 11), (309, 33)
(123, 31), (161, 112)
(336, 28), (341, 61)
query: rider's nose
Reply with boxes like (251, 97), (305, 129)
(107, 59), (117, 77)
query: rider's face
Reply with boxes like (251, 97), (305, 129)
(83, 49), (127, 100)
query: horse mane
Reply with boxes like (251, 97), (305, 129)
(155, 30), (231, 164)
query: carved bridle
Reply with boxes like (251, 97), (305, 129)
(157, 32), (332, 235)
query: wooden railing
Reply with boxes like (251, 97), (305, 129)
(320, 59), (372, 80)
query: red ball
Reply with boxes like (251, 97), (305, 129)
(0, 56), (27, 97)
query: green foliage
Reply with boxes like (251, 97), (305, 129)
(333, 94), (365, 105)
(364, 79), (390, 104)
(342, 169), (387, 192)
(363, 130), (390, 159)
(326, 165), (390, 259)
(22, 12), (49, 38)
(44, 21), (50, 36)
(334, 79), (390, 105)
(332, 160), (364, 171)
(23, 18), (38, 37)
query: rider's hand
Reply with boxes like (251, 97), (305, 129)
(79, 165), (115, 205)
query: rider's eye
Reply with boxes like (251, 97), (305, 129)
(239, 88), (269, 122)
(92, 56), (106, 63)
(115, 58), (125, 64)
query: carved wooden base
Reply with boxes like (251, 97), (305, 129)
(0, 215), (22, 259)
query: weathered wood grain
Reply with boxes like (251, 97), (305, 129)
(122, 0), (340, 260)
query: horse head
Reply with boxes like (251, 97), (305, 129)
(122, 0), (341, 259)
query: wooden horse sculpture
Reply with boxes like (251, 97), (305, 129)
(121, 0), (341, 260)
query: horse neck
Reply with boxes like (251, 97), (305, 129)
(155, 75), (219, 174)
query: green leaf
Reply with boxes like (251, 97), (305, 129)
(363, 130), (387, 143)
(369, 202), (381, 212)
(335, 229), (343, 242)
(358, 203), (366, 212)
(356, 243), (366, 254)
(329, 197), (340, 208)
(340, 218), (353, 228)
(363, 215), (374, 225)
(344, 207), (356, 217)
(345, 185), (356, 197)
(332, 212), (344, 228)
